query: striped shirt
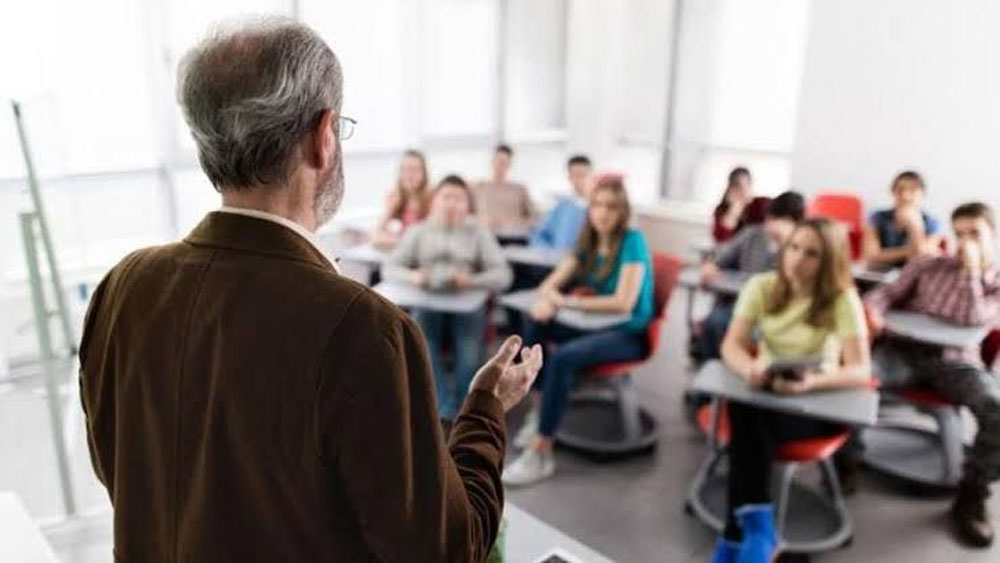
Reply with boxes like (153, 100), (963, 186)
(864, 256), (1000, 362)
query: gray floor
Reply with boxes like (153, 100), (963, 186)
(1, 290), (998, 562)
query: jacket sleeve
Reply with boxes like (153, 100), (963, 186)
(317, 295), (506, 563)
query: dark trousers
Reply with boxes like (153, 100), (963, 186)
(874, 340), (1000, 485)
(698, 298), (736, 360)
(522, 318), (647, 437)
(724, 402), (844, 540)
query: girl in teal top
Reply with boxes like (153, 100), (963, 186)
(502, 175), (655, 486)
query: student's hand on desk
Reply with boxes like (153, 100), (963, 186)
(452, 271), (472, 290)
(541, 287), (565, 305)
(411, 269), (429, 288)
(866, 309), (886, 336)
(530, 299), (557, 322)
(470, 335), (544, 412)
(745, 357), (771, 388)
(772, 371), (819, 395)
(699, 263), (721, 285)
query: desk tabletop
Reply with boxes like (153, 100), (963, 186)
(503, 245), (566, 269)
(851, 264), (899, 286)
(338, 242), (390, 266)
(500, 290), (630, 331)
(690, 361), (879, 427)
(679, 266), (749, 297)
(0, 492), (59, 563)
(504, 503), (614, 563)
(883, 310), (990, 349)
(374, 282), (489, 314)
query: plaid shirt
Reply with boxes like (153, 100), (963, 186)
(864, 256), (1000, 363)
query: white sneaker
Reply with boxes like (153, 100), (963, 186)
(513, 408), (540, 449)
(502, 448), (555, 487)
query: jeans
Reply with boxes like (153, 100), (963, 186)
(698, 299), (736, 360)
(522, 318), (647, 437)
(874, 340), (1000, 485)
(412, 308), (487, 421)
(724, 402), (844, 541)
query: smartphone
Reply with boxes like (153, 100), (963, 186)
(763, 357), (822, 387)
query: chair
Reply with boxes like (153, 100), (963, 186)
(554, 252), (684, 455)
(861, 328), (1000, 488)
(686, 399), (857, 554)
(808, 193), (865, 260)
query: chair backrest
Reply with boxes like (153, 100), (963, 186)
(808, 193), (865, 260)
(646, 252), (685, 353)
(982, 328), (1000, 369)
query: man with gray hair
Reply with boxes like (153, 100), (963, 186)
(79, 19), (542, 562)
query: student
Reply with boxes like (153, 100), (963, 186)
(712, 218), (870, 563)
(529, 155), (593, 251)
(472, 144), (537, 235)
(372, 150), (431, 249)
(865, 202), (1000, 548)
(698, 191), (805, 360)
(712, 167), (754, 243)
(383, 175), (513, 422)
(862, 170), (944, 268)
(502, 175), (654, 486)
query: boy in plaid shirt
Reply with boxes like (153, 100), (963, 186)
(865, 202), (1000, 548)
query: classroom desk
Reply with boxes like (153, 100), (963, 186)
(0, 492), (59, 563)
(851, 264), (899, 286)
(690, 240), (716, 260)
(504, 503), (614, 563)
(502, 245), (566, 269)
(338, 242), (390, 267)
(882, 310), (990, 349)
(678, 266), (750, 333)
(500, 289), (630, 331)
(373, 282), (489, 314)
(690, 360), (879, 427)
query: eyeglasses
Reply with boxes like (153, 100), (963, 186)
(338, 115), (357, 140)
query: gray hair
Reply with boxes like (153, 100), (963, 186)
(177, 18), (343, 190)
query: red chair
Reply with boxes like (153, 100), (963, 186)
(686, 373), (875, 553)
(554, 252), (684, 455)
(809, 193), (865, 260)
(862, 328), (1000, 488)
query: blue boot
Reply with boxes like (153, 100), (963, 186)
(709, 537), (740, 563)
(735, 504), (779, 563)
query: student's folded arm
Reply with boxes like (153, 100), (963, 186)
(538, 256), (577, 296)
(862, 258), (926, 315)
(720, 316), (758, 381)
(573, 262), (644, 314)
(472, 228), (513, 291)
(952, 271), (1000, 327)
(318, 302), (504, 563)
(863, 224), (911, 264)
(813, 334), (872, 391)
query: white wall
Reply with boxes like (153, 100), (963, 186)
(791, 0), (1000, 215)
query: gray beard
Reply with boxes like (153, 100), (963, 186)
(314, 158), (344, 227)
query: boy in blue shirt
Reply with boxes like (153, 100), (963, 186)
(530, 155), (592, 251)
(862, 170), (944, 268)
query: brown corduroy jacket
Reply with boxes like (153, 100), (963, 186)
(79, 211), (506, 562)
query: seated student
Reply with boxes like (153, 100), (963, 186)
(383, 175), (512, 422)
(372, 149), (431, 249)
(529, 155), (593, 251)
(711, 218), (870, 563)
(698, 191), (806, 360)
(472, 144), (537, 236)
(712, 167), (754, 243)
(863, 170), (944, 268)
(865, 202), (1000, 548)
(501, 175), (654, 486)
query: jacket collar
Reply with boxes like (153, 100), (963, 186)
(185, 211), (336, 272)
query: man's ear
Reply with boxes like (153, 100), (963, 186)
(309, 109), (336, 170)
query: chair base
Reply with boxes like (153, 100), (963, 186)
(555, 396), (658, 457)
(860, 423), (968, 489)
(685, 453), (853, 554)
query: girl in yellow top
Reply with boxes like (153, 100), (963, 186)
(711, 218), (871, 563)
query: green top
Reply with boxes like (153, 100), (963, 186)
(733, 271), (866, 367)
